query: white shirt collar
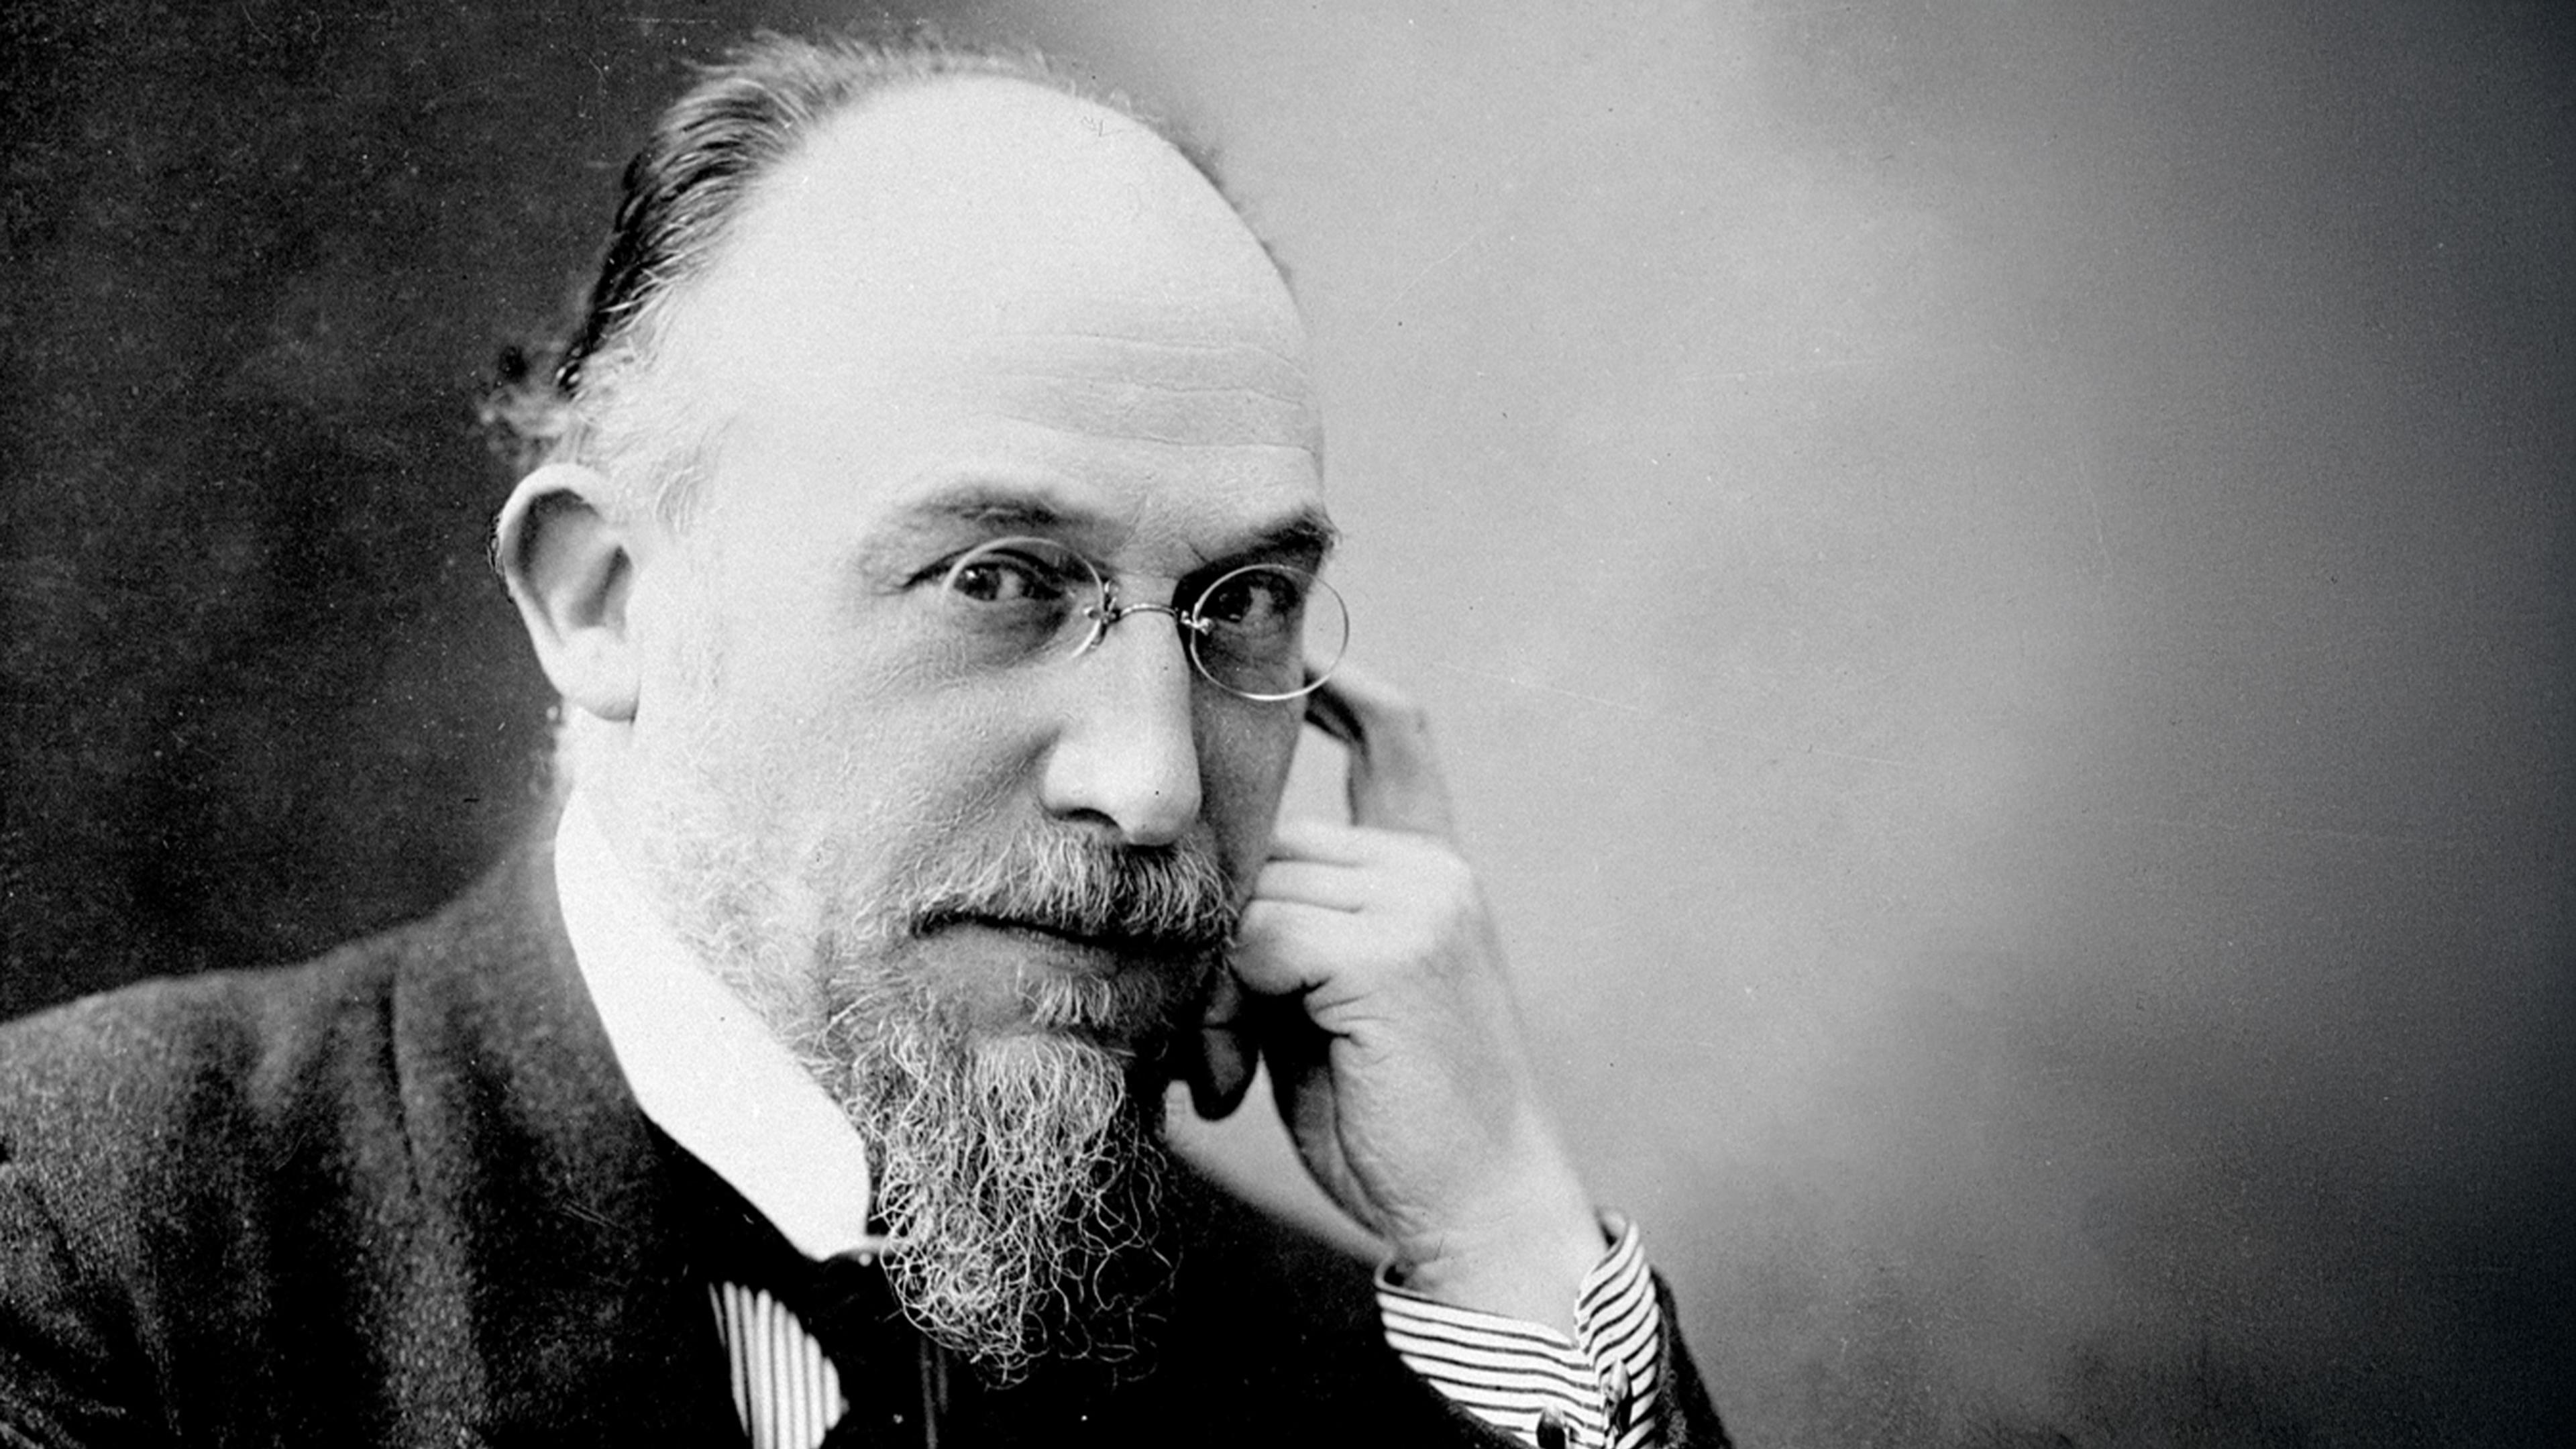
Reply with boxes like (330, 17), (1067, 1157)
(553, 788), (882, 1261)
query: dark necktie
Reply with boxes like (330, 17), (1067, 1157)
(800, 1251), (967, 1449)
(674, 1142), (971, 1447)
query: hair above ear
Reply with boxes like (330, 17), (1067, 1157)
(496, 462), (643, 723)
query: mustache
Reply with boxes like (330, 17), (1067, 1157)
(896, 829), (1242, 957)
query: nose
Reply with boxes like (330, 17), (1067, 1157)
(1036, 602), (1205, 847)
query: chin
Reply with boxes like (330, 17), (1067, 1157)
(967, 1024), (1169, 1092)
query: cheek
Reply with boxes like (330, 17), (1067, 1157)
(1195, 701), (1303, 858)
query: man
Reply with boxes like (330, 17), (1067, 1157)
(0, 34), (1726, 1448)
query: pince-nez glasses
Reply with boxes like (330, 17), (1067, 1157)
(935, 536), (1348, 702)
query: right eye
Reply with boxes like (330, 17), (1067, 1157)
(938, 539), (1085, 606)
(928, 538), (1101, 663)
(947, 554), (1059, 604)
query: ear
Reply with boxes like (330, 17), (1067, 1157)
(494, 462), (643, 723)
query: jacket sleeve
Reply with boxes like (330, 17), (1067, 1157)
(1646, 1275), (1732, 1448)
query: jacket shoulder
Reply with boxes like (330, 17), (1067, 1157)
(0, 840), (563, 1177)
(0, 922), (421, 1174)
(0, 917), (446, 1445)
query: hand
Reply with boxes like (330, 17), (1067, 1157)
(1193, 665), (1606, 1330)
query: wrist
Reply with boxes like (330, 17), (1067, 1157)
(1388, 1144), (1604, 1333)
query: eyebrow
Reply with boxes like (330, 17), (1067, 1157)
(877, 482), (1340, 572)
(1218, 510), (1341, 570)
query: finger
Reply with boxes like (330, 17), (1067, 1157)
(1260, 1006), (1338, 1161)
(1200, 965), (1249, 1030)
(1268, 816), (1376, 865)
(1189, 1023), (1258, 1119)
(1249, 859), (1371, 912)
(1306, 663), (1456, 838)
(1187, 972), (1256, 1120)
(1229, 898), (1358, 996)
(1271, 816), (1454, 868)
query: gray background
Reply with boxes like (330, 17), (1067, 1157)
(4, 1), (2567, 1442)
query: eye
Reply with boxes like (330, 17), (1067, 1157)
(1184, 562), (1344, 701)
(938, 538), (1088, 606)
(1195, 565), (1307, 634)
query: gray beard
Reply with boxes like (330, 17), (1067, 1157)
(631, 765), (1240, 1375)
(833, 978), (1177, 1379)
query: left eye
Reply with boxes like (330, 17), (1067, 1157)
(1195, 568), (1306, 630)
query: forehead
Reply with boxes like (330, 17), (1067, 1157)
(663, 77), (1324, 561)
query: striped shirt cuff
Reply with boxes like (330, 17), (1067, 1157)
(1376, 1214), (1663, 1449)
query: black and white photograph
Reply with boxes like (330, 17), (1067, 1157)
(3, 3), (2567, 1444)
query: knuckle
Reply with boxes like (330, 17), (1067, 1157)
(1419, 845), (1476, 897)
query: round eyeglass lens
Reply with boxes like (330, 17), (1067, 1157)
(1187, 563), (1347, 702)
(935, 537), (1103, 660)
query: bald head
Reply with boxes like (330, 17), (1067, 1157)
(731, 76), (1287, 318)
(668, 76), (1316, 478)
(495, 36), (1303, 528)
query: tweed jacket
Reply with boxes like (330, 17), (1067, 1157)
(0, 846), (1728, 1446)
